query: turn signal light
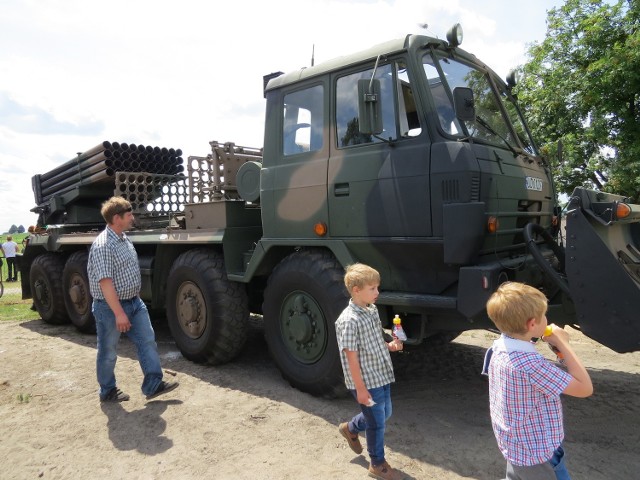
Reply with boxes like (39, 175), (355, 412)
(487, 216), (499, 234)
(616, 202), (631, 219)
(314, 222), (328, 236)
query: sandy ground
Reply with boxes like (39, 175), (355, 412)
(1, 287), (639, 480)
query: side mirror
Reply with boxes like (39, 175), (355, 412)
(357, 79), (383, 135)
(506, 69), (518, 89)
(453, 86), (475, 122)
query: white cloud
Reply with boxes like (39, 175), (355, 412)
(0, 0), (562, 231)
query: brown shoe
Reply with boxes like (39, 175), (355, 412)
(338, 422), (363, 454)
(368, 461), (405, 480)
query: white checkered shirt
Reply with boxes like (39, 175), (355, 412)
(335, 300), (395, 390)
(88, 226), (141, 300)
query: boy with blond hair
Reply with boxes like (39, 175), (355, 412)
(483, 282), (593, 480)
(335, 263), (405, 480)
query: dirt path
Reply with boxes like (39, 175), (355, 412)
(1, 311), (639, 479)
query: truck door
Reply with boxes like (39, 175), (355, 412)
(263, 83), (329, 239)
(328, 61), (430, 238)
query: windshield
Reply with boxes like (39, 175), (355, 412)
(423, 54), (534, 152)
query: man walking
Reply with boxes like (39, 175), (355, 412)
(88, 196), (178, 402)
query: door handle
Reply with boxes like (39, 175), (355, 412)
(334, 183), (350, 196)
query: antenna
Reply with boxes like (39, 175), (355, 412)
(311, 44), (315, 67)
(417, 22), (438, 38)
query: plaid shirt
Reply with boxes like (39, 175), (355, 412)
(335, 300), (395, 390)
(487, 335), (572, 466)
(87, 226), (141, 300)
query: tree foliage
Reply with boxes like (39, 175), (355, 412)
(516, 0), (640, 200)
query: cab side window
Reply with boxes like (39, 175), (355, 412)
(336, 61), (420, 147)
(336, 64), (394, 147)
(283, 85), (324, 156)
(397, 62), (421, 137)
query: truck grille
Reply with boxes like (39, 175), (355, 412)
(441, 176), (479, 203)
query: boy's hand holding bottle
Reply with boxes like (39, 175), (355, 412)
(542, 324), (567, 362)
(541, 324), (593, 398)
(390, 314), (406, 352)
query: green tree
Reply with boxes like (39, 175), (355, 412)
(516, 0), (640, 200)
(8, 224), (18, 234)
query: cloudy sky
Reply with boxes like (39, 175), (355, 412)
(0, 0), (563, 232)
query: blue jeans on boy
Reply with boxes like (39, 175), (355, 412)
(550, 445), (570, 480)
(506, 445), (570, 480)
(348, 384), (392, 466)
(93, 297), (163, 398)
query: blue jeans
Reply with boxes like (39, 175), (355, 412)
(506, 445), (570, 480)
(550, 445), (570, 480)
(93, 297), (163, 398)
(348, 384), (392, 465)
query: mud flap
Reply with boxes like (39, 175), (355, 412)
(565, 194), (640, 353)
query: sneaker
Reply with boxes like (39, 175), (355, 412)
(146, 380), (179, 400)
(100, 387), (130, 402)
(339, 422), (363, 454)
(368, 461), (405, 480)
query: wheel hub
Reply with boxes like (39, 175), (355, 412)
(176, 281), (205, 339)
(34, 279), (48, 305)
(281, 293), (326, 363)
(68, 274), (89, 313)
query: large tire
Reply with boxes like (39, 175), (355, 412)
(263, 249), (349, 397)
(62, 251), (96, 334)
(166, 249), (249, 365)
(31, 253), (68, 325)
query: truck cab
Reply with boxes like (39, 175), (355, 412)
(258, 30), (555, 327)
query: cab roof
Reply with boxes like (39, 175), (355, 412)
(264, 34), (449, 93)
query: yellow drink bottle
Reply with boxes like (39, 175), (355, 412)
(542, 326), (564, 361)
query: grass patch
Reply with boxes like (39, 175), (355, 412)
(0, 287), (38, 322)
(1, 232), (35, 321)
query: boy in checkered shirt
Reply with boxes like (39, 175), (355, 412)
(335, 263), (405, 480)
(483, 282), (593, 480)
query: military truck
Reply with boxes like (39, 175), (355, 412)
(21, 25), (640, 397)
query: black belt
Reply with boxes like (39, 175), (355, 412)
(95, 296), (139, 303)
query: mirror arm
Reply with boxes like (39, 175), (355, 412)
(368, 55), (381, 93)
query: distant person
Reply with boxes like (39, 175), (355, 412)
(87, 196), (178, 402)
(483, 282), (593, 480)
(1, 235), (19, 281)
(335, 263), (405, 480)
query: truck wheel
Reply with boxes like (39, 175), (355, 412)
(31, 253), (68, 325)
(263, 249), (348, 397)
(63, 251), (96, 334)
(166, 249), (248, 365)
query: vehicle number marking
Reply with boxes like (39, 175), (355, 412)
(525, 176), (543, 191)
